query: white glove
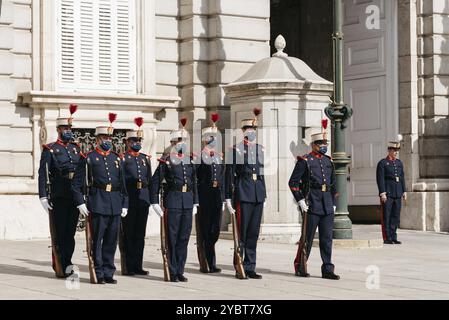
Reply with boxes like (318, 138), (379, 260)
(40, 197), (53, 213)
(380, 192), (387, 203)
(121, 208), (128, 218)
(77, 203), (89, 217)
(226, 199), (235, 215)
(298, 199), (309, 212)
(152, 204), (164, 218)
(192, 204), (199, 216)
(333, 206), (336, 213)
(403, 192), (407, 201)
(263, 201), (267, 208)
(222, 202), (226, 212)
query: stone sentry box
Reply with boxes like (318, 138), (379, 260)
(223, 36), (333, 243)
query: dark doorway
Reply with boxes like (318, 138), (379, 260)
(270, 0), (333, 81)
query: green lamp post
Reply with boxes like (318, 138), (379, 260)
(325, 0), (354, 239)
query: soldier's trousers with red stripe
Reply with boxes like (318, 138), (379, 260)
(236, 201), (264, 273)
(381, 197), (401, 241)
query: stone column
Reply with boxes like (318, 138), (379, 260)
(224, 37), (334, 243)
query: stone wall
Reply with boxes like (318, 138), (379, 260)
(0, 0), (33, 179)
(400, 0), (449, 232)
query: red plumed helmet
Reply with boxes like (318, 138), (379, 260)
(109, 113), (117, 124)
(69, 104), (78, 115)
(134, 117), (143, 128)
(322, 119), (329, 130)
(211, 113), (219, 124)
(253, 108), (261, 117)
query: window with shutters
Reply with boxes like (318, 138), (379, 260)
(55, 0), (137, 93)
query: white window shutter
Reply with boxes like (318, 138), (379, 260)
(56, 0), (137, 93)
(59, 0), (75, 83)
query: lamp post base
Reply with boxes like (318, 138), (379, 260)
(333, 214), (353, 239)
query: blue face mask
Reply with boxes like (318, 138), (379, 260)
(207, 137), (216, 148)
(100, 140), (112, 151)
(245, 131), (256, 142)
(60, 130), (73, 142)
(175, 142), (186, 153)
(318, 146), (328, 155)
(131, 143), (142, 152)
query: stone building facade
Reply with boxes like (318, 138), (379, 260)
(0, 0), (447, 239)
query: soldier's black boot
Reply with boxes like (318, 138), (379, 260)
(97, 278), (106, 284)
(209, 266), (222, 273)
(322, 272), (340, 280)
(170, 274), (179, 282)
(247, 271), (262, 279)
(177, 274), (188, 282)
(384, 240), (394, 244)
(135, 269), (149, 276)
(392, 240), (402, 244)
(105, 277), (117, 284)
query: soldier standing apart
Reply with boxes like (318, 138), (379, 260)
(376, 137), (406, 245)
(150, 119), (199, 282)
(121, 117), (152, 275)
(38, 104), (82, 277)
(225, 108), (266, 280)
(196, 113), (226, 273)
(288, 119), (340, 280)
(72, 113), (129, 284)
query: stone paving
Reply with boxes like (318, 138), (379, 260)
(0, 225), (448, 300)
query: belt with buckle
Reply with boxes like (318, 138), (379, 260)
(60, 172), (75, 180)
(242, 173), (260, 181)
(128, 182), (149, 190)
(310, 183), (331, 192)
(169, 184), (191, 193)
(93, 182), (120, 192)
(386, 177), (401, 182)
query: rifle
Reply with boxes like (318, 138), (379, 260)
(294, 206), (308, 276)
(195, 207), (209, 273)
(46, 163), (65, 278)
(231, 204), (246, 279)
(84, 162), (97, 284)
(160, 182), (171, 282)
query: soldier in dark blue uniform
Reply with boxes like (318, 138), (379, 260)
(121, 117), (152, 275)
(72, 115), (129, 284)
(288, 125), (340, 280)
(225, 108), (266, 280)
(196, 114), (225, 273)
(376, 138), (406, 245)
(38, 104), (82, 277)
(150, 119), (199, 282)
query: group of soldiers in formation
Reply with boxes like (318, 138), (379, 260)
(38, 105), (406, 284)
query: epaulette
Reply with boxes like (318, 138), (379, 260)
(157, 157), (168, 163)
(42, 143), (54, 152)
(112, 151), (124, 160)
(70, 141), (82, 148)
(297, 155), (307, 161)
(324, 154), (333, 161)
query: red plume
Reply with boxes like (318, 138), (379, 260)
(253, 108), (261, 117)
(180, 118), (187, 127)
(211, 113), (219, 124)
(134, 117), (143, 128)
(69, 104), (78, 115)
(322, 119), (328, 130)
(109, 113), (117, 124)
